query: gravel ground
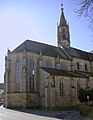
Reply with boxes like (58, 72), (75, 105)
(14, 109), (92, 120)
(0, 106), (92, 120)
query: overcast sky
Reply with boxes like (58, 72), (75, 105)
(0, 0), (93, 83)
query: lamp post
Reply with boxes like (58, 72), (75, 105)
(87, 95), (89, 105)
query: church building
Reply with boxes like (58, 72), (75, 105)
(4, 6), (93, 108)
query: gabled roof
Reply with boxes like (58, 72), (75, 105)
(12, 40), (69, 60)
(63, 47), (92, 60)
(41, 67), (87, 78)
(12, 39), (93, 61)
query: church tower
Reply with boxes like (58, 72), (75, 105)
(57, 4), (70, 48)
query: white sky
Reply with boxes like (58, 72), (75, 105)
(0, 0), (93, 83)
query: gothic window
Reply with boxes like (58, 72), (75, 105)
(77, 63), (79, 70)
(62, 29), (66, 39)
(60, 64), (67, 70)
(46, 62), (52, 68)
(77, 80), (80, 94)
(16, 59), (20, 92)
(30, 59), (34, 92)
(51, 76), (55, 87)
(85, 64), (87, 71)
(59, 81), (64, 96)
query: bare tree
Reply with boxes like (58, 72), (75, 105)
(76, 0), (93, 29)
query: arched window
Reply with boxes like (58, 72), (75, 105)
(85, 64), (87, 71)
(30, 58), (34, 92)
(59, 81), (64, 96)
(77, 80), (80, 94)
(77, 63), (79, 70)
(16, 59), (20, 92)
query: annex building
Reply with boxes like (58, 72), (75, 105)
(4, 6), (93, 108)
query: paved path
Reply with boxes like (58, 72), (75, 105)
(0, 106), (92, 120)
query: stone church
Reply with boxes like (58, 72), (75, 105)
(4, 6), (93, 108)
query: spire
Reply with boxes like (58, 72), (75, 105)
(57, 3), (70, 48)
(60, 4), (66, 25)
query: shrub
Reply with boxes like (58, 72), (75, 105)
(78, 88), (93, 102)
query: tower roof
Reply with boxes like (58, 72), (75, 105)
(60, 4), (67, 25)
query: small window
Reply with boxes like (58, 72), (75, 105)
(46, 62), (52, 68)
(60, 64), (67, 70)
(77, 63), (79, 70)
(85, 64), (87, 71)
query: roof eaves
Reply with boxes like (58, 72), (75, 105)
(41, 67), (86, 78)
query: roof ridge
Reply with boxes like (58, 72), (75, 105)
(12, 39), (57, 53)
(26, 39), (58, 48)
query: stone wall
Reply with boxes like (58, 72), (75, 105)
(5, 92), (39, 108)
(39, 68), (88, 108)
(5, 93), (26, 108)
(26, 92), (39, 108)
(55, 76), (71, 107)
(4, 49), (93, 108)
(73, 58), (91, 72)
